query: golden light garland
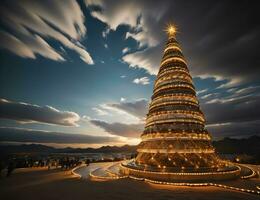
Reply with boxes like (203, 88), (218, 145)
(153, 83), (196, 94)
(145, 119), (205, 128)
(239, 164), (257, 179)
(137, 148), (215, 154)
(155, 77), (193, 88)
(150, 96), (198, 106)
(161, 57), (187, 66)
(160, 62), (188, 72)
(164, 46), (182, 53)
(156, 72), (192, 84)
(149, 102), (199, 111)
(158, 67), (189, 76)
(145, 115), (205, 128)
(121, 163), (240, 176)
(152, 93), (197, 102)
(146, 110), (205, 120)
(141, 134), (211, 141)
(162, 54), (185, 63)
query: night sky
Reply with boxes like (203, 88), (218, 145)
(0, 0), (259, 148)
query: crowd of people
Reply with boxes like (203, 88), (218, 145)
(0, 156), (84, 177)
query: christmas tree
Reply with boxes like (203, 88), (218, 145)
(122, 25), (240, 181)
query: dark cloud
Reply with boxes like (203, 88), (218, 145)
(0, 98), (80, 126)
(90, 119), (144, 138)
(181, 0), (260, 87)
(207, 120), (260, 139)
(201, 95), (260, 124)
(200, 94), (260, 138)
(0, 127), (119, 144)
(107, 99), (149, 119)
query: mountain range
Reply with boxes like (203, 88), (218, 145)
(0, 135), (259, 155)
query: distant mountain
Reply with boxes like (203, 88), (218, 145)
(0, 143), (56, 155)
(0, 135), (259, 155)
(213, 135), (260, 155)
(0, 143), (137, 155)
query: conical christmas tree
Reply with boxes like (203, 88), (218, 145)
(122, 25), (240, 182)
(136, 26), (216, 170)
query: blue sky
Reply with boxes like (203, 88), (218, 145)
(0, 0), (260, 148)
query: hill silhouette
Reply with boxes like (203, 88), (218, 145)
(0, 136), (259, 155)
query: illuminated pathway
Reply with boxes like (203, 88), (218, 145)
(72, 162), (116, 179)
(72, 162), (260, 196)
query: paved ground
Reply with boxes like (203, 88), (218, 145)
(1, 163), (259, 200)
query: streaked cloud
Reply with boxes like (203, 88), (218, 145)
(90, 119), (144, 138)
(122, 46), (161, 75)
(0, 127), (120, 144)
(0, 0), (93, 64)
(92, 107), (109, 116)
(206, 120), (260, 139)
(197, 89), (208, 95)
(200, 93), (220, 100)
(106, 99), (148, 119)
(133, 77), (150, 85)
(0, 30), (64, 61)
(85, 0), (166, 48)
(0, 98), (80, 126)
(202, 95), (260, 125)
(122, 47), (130, 54)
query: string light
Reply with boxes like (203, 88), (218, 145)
(72, 162), (260, 196)
(137, 149), (215, 154)
(161, 57), (187, 66)
(164, 46), (182, 53)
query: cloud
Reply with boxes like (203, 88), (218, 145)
(0, 30), (65, 61)
(0, 31), (34, 59)
(231, 85), (260, 98)
(133, 77), (150, 85)
(122, 47), (130, 54)
(85, 0), (167, 48)
(206, 120), (260, 139)
(122, 41), (162, 75)
(0, 127), (119, 144)
(106, 99), (148, 119)
(197, 85), (260, 138)
(201, 95), (260, 125)
(0, 98), (80, 126)
(92, 107), (109, 116)
(90, 119), (144, 138)
(0, 0), (93, 64)
(197, 89), (208, 95)
(200, 93), (214, 100)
